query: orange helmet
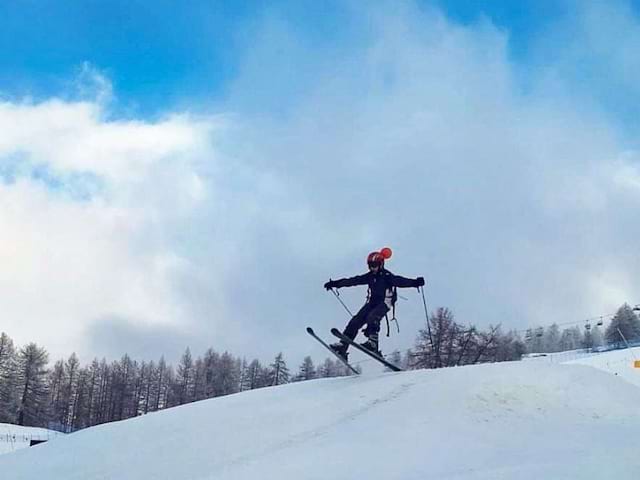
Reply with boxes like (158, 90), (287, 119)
(367, 247), (392, 268)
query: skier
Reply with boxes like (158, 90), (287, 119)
(324, 248), (424, 359)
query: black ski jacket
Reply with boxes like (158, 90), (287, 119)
(329, 269), (420, 306)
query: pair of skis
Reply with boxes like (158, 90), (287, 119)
(306, 327), (402, 374)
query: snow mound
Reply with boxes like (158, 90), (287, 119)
(1, 361), (639, 479)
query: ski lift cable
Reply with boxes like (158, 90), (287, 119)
(514, 309), (625, 336)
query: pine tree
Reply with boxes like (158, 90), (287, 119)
(605, 304), (640, 346)
(61, 353), (81, 431)
(95, 359), (111, 424)
(140, 360), (156, 414)
(86, 359), (102, 425)
(234, 358), (244, 391)
(191, 357), (207, 401)
(529, 327), (545, 353)
(582, 326), (595, 350)
(318, 358), (339, 377)
(160, 363), (175, 409)
(543, 324), (561, 352)
(130, 360), (146, 417)
(111, 354), (137, 420)
(590, 326), (604, 349)
(48, 360), (65, 429)
(202, 349), (220, 397)
(270, 353), (290, 386)
(243, 359), (263, 390)
(238, 358), (249, 391)
(213, 352), (240, 396)
(493, 330), (526, 361)
(70, 366), (91, 430)
(153, 357), (170, 411)
(296, 356), (316, 381)
(0, 332), (17, 422)
(15, 343), (49, 426)
(559, 328), (579, 351)
(256, 365), (272, 388)
(174, 348), (195, 405)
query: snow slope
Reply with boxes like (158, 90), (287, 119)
(0, 424), (61, 455)
(1, 359), (639, 479)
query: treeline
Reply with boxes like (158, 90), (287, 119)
(516, 303), (640, 353)
(407, 303), (640, 369)
(0, 334), (351, 432)
(2, 304), (638, 432)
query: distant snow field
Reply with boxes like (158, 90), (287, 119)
(567, 346), (640, 387)
(0, 424), (61, 455)
(1, 349), (639, 479)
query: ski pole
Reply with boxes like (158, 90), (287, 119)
(330, 288), (353, 317)
(419, 286), (434, 348)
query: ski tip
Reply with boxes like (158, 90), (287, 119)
(330, 328), (341, 335)
(306, 327), (314, 334)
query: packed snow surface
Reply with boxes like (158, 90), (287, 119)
(2, 355), (640, 479)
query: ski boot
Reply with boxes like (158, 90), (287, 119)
(360, 335), (382, 357)
(329, 342), (349, 361)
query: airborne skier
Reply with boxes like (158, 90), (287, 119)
(324, 247), (424, 360)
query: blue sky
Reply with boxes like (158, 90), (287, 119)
(0, 0), (596, 115)
(2, 0), (640, 364)
(1, 1), (252, 112)
(2, 0), (639, 130)
(1, 0), (380, 114)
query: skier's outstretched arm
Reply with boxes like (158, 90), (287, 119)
(324, 273), (369, 290)
(390, 274), (425, 289)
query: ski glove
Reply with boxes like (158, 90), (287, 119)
(324, 280), (336, 290)
(416, 277), (425, 288)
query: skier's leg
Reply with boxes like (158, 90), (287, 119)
(362, 303), (389, 354)
(343, 304), (372, 341)
(330, 304), (371, 357)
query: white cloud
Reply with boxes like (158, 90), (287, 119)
(217, 1), (640, 350)
(0, 95), (224, 361)
(0, 100), (213, 181)
(2, 2), (640, 366)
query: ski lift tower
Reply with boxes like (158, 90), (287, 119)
(629, 305), (640, 368)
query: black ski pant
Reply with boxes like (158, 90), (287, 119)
(341, 302), (389, 343)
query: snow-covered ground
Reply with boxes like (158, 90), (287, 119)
(1, 351), (640, 479)
(521, 345), (640, 387)
(568, 346), (640, 388)
(0, 423), (61, 455)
